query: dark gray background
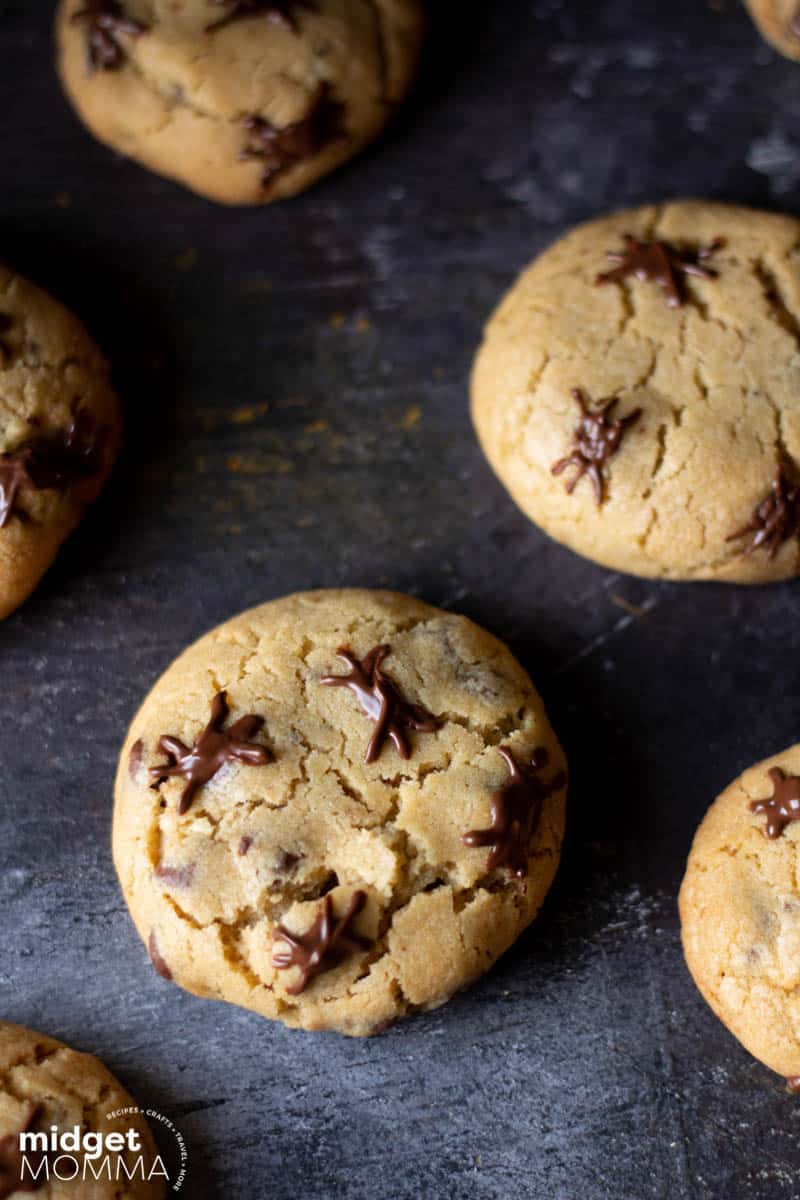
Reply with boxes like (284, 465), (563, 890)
(2, 1), (800, 1196)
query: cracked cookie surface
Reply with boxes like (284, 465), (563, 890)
(745, 0), (800, 60)
(679, 746), (800, 1081)
(471, 200), (800, 582)
(55, 0), (427, 205)
(0, 1021), (164, 1198)
(113, 589), (567, 1036)
(0, 264), (120, 620)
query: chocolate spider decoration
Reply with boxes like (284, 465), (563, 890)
(0, 402), (107, 528)
(206, 0), (316, 32)
(727, 465), (800, 559)
(71, 0), (147, 72)
(149, 691), (271, 815)
(551, 388), (641, 505)
(239, 84), (346, 187)
(595, 234), (725, 308)
(272, 891), (369, 994)
(320, 644), (440, 764)
(750, 766), (800, 840)
(462, 746), (566, 878)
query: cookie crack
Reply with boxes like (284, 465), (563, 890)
(754, 256), (800, 357)
(121, 41), (323, 151)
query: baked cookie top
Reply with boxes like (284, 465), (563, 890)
(680, 746), (800, 1080)
(0, 264), (120, 619)
(745, 0), (800, 60)
(113, 589), (567, 1036)
(56, 0), (427, 205)
(0, 1021), (165, 1198)
(472, 200), (800, 583)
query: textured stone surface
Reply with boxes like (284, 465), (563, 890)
(2, 0), (800, 1196)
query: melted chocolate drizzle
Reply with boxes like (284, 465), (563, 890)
(206, 0), (316, 32)
(0, 402), (107, 528)
(462, 747), (566, 878)
(149, 691), (271, 815)
(727, 465), (800, 559)
(596, 234), (725, 308)
(0, 1105), (45, 1198)
(321, 644), (440, 764)
(71, 0), (147, 72)
(272, 891), (369, 994)
(239, 84), (346, 187)
(751, 767), (800, 839)
(552, 388), (641, 505)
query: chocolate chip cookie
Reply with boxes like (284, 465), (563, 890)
(0, 1021), (165, 1198)
(56, 0), (427, 205)
(472, 201), (800, 583)
(680, 746), (800, 1087)
(745, 0), (800, 60)
(114, 589), (567, 1036)
(0, 263), (120, 619)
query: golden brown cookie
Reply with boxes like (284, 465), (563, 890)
(0, 265), (120, 619)
(56, 0), (427, 205)
(113, 589), (567, 1036)
(0, 1021), (165, 1197)
(472, 200), (800, 583)
(680, 746), (800, 1086)
(745, 0), (800, 60)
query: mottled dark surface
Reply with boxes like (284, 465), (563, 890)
(2, 1), (800, 1197)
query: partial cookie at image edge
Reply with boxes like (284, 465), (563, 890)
(679, 745), (800, 1083)
(745, 0), (800, 61)
(471, 199), (800, 584)
(0, 1021), (166, 1198)
(0, 262), (121, 619)
(54, 0), (428, 205)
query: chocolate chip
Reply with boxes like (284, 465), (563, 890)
(273, 848), (301, 873)
(148, 930), (173, 981)
(71, 1), (147, 72)
(154, 862), (195, 888)
(239, 84), (346, 188)
(128, 738), (144, 781)
(0, 401), (108, 529)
